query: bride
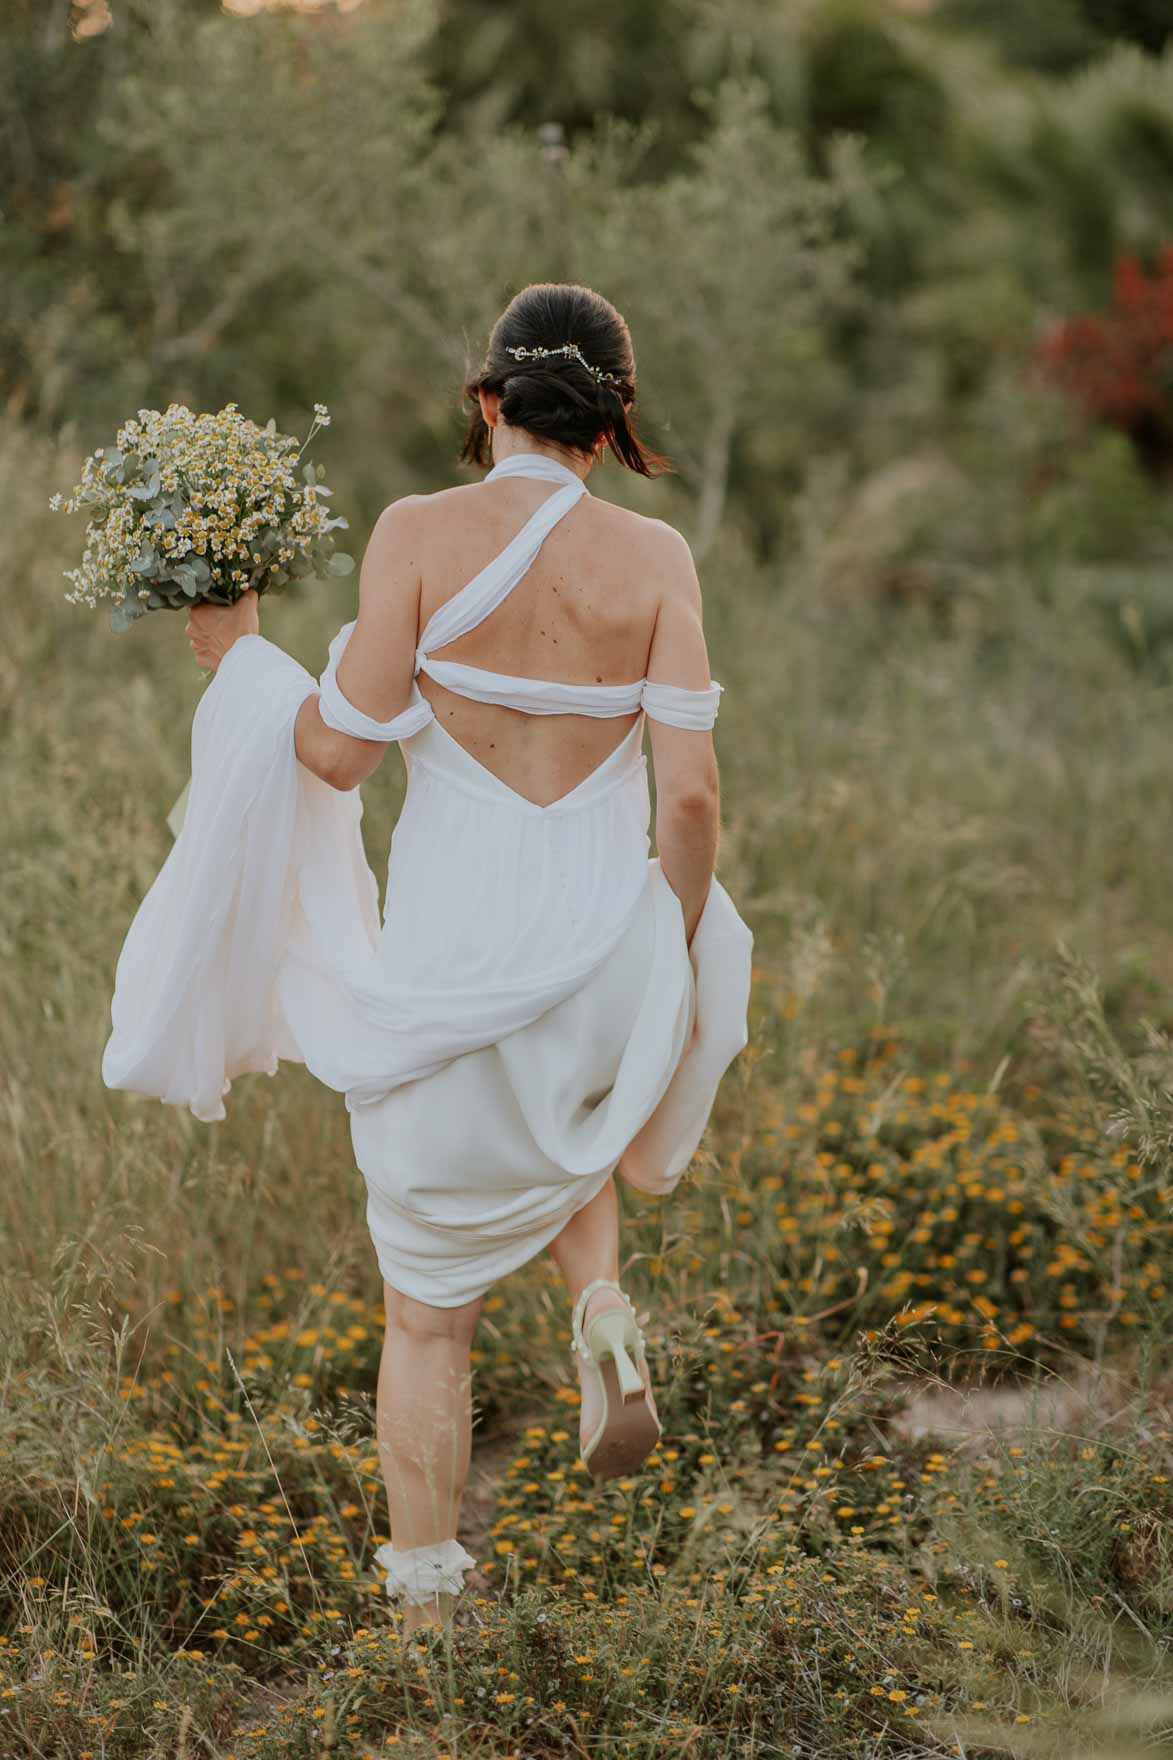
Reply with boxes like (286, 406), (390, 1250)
(105, 280), (752, 1633)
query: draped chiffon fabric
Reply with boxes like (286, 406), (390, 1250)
(102, 453), (754, 1307)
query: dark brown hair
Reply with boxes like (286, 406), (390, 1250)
(459, 282), (671, 477)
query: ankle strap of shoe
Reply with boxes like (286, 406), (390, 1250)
(570, 1278), (645, 1362)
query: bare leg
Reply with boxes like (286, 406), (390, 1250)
(377, 1282), (483, 1633)
(546, 1176), (659, 1449)
(547, 1173), (621, 1295)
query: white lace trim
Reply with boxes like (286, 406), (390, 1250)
(374, 1538), (478, 1605)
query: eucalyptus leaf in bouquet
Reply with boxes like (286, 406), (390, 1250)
(51, 401), (353, 632)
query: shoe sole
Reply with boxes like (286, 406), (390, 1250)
(584, 1355), (662, 1481)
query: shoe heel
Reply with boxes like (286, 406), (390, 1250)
(586, 1309), (644, 1400)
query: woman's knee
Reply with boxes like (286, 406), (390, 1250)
(383, 1282), (484, 1346)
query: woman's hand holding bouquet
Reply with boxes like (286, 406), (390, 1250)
(185, 586), (261, 671)
(52, 398), (352, 830)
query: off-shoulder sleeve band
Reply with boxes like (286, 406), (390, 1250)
(317, 619), (435, 743)
(317, 673), (434, 742)
(641, 679), (724, 731)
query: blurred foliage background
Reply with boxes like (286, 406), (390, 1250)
(3, 5), (1173, 1756)
(6, 0), (1173, 542)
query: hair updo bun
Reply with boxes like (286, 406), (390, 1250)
(460, 282), (670, 478)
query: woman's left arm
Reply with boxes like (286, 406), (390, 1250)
(185, 497), (424, 792)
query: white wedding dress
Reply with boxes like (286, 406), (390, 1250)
(102, 453), (754, 1308)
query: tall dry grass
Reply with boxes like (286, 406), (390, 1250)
(2, 419), (1171, 1757)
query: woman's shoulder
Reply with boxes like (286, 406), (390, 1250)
(613, 509), (701, 608)
(587, 499), (698, 581)
(569, 500), (702, 619)
(369, 484), (698, 600)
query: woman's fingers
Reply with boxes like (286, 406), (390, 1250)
(184, 594), (258, 668)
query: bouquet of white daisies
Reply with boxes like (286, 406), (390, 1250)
(51, 400), (353, 632)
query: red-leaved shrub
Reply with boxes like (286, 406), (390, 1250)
(1037, 247), (1173, 468)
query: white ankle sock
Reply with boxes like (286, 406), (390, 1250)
(374, 1537), (477, 1605)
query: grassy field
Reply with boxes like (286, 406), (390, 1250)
(2, 413), (1171, 1759)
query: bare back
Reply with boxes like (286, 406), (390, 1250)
(415, 478), (665, 805)
(331, 461), (716, 812)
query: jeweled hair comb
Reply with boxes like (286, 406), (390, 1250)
(504, 342), (620, 385)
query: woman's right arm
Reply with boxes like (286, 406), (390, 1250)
(645, 528), (721, 946)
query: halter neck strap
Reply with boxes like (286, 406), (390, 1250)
(413, 458), (588, 664)
(484, 452), (591, 491)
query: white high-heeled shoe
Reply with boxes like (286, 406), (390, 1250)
(570, 1278), (662, 1480)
